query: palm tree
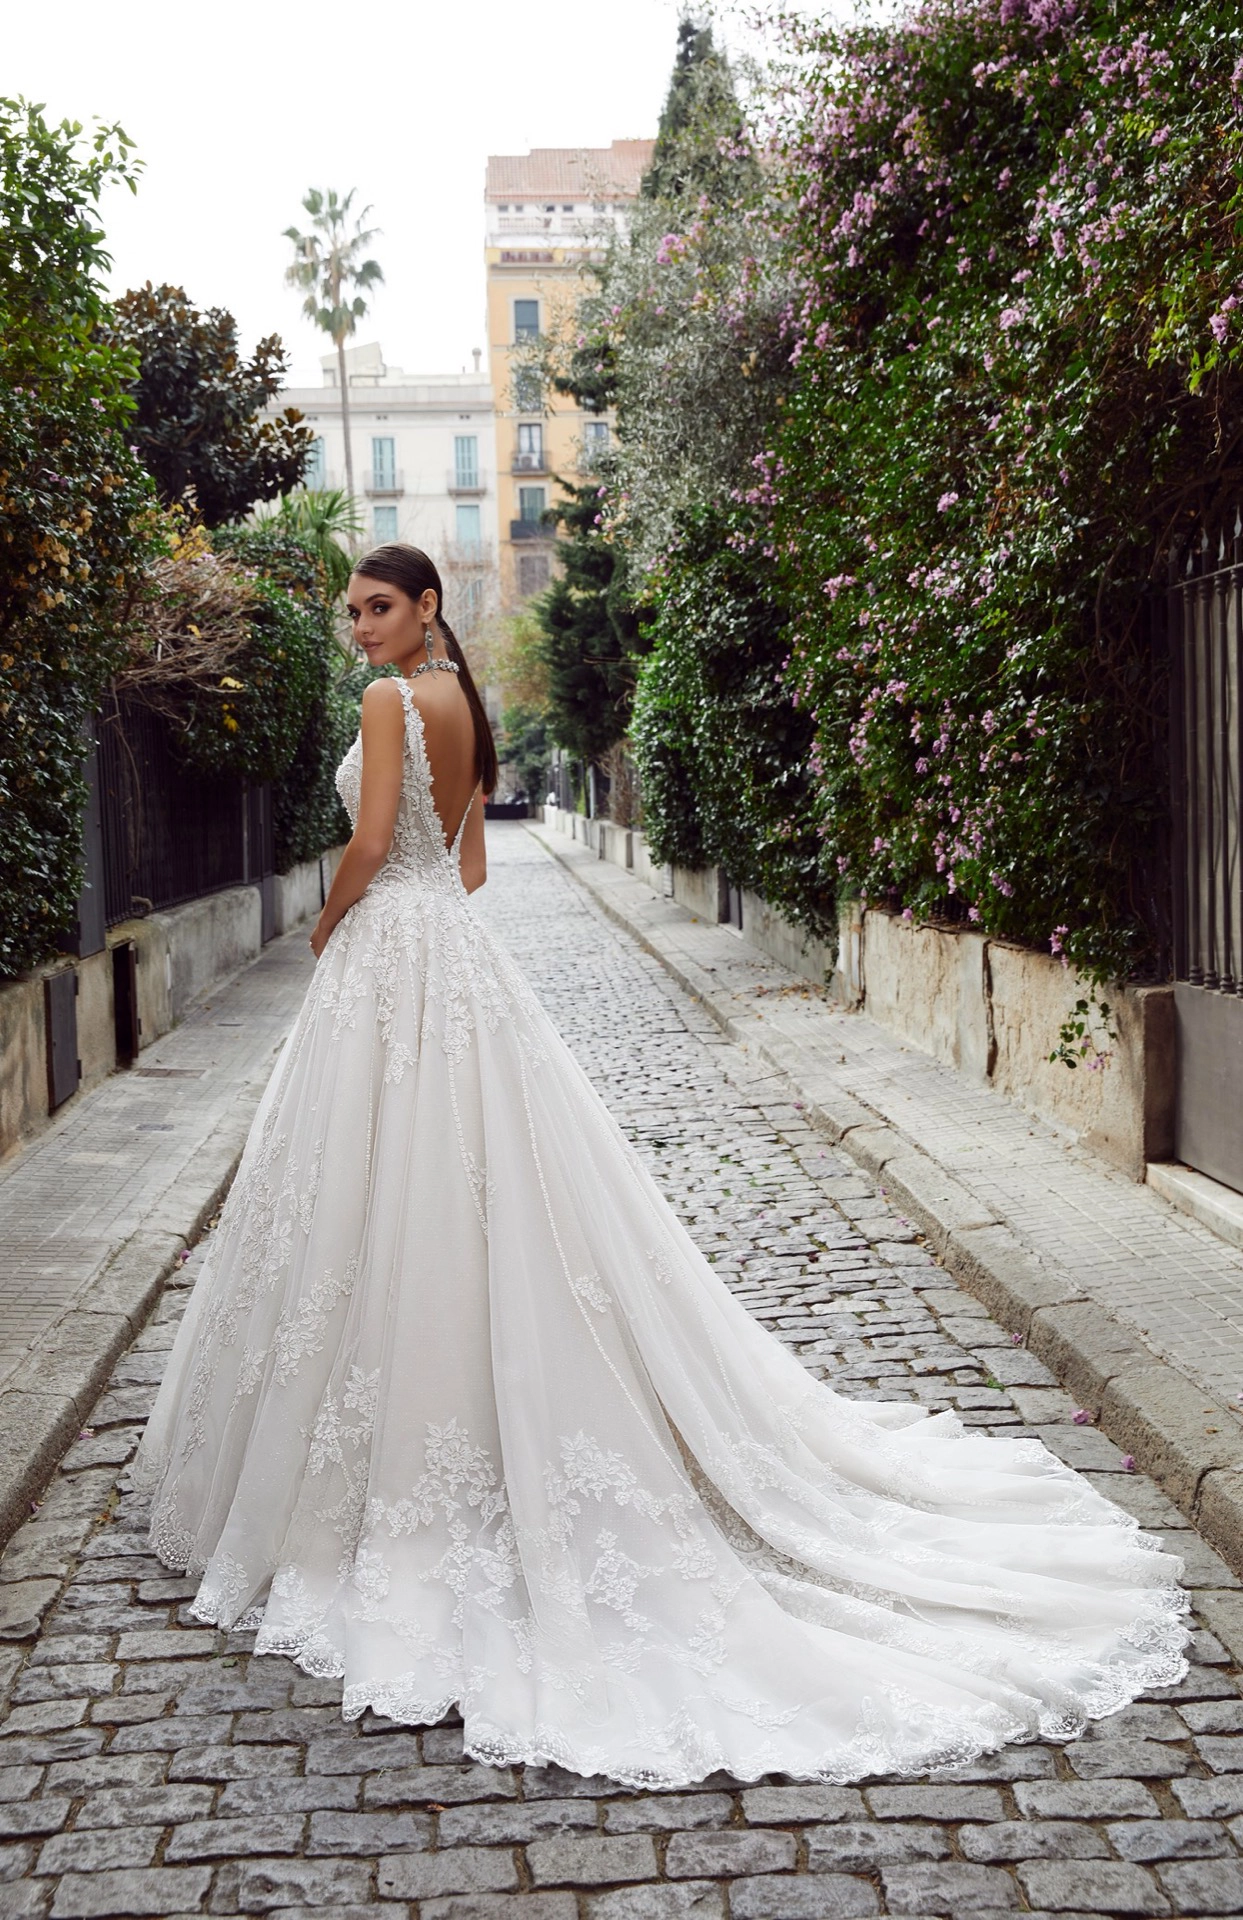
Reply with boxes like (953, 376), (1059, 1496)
(283, 189), (383, 500)
(256, 486), (363, 596)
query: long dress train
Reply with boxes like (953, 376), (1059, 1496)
(134, 679), (1188, 1788)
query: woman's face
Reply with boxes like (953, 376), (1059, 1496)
(347, 574), (436, 672)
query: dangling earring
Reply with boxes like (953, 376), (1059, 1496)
(425, 620), (435, 665)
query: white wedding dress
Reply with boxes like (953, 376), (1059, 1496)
(136, 679), (1189, 1787)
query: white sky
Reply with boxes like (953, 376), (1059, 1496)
(7, 0), (842, 387)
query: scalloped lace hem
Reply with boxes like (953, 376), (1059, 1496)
(178, 1576), (1192, 1790)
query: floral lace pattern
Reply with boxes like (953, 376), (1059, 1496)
(134, 681), (1190, 1788)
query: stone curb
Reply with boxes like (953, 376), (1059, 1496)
(0, 1100), (256, 1554)
(531, 822), (1243, 1579)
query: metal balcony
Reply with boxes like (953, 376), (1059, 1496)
(364, 470), (404, 497)
(510, 519), (551, 541)
(511, 451), (546, 475)
(448, 469), (486, 495)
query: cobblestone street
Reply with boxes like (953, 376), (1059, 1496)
(0, 824), (1241, 1919)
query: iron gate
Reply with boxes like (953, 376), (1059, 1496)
(1170, 518), (1243, 1192)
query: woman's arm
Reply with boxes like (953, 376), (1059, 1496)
(458, 788), (487, 894)
(310, 679), (406, 957)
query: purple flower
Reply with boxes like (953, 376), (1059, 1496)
(1121, 1454), (1135, 1471)
(937, 491), (959, 513)
(1071, 1408), (1094, 1426)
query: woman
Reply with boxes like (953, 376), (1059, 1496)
(136, 543), (1187, 1788)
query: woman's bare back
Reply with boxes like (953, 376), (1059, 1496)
(412, 675), (480, 849)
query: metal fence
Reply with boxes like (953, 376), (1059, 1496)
(1170, 518), (1243, 991)
(96, 693), (273, 929)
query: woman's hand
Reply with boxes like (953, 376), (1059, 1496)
(309, 916), (332, 960)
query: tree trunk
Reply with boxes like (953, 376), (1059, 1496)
(337, 335), (355, 504)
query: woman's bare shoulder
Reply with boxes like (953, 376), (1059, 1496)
(361, 675), (405, 713)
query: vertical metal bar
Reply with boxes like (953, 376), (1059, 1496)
(1217, 568), (1234, 990)
(1203, 575), (1219, 987)
(1170, 575), (1188, 983)
(1232, 564), (1243, 992)
(1187, 576), (1204, 983)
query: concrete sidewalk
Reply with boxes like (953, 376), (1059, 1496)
(0, 928), (316, 1545)
(529, 818), (1243, 1584)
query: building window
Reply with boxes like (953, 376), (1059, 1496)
(456, 503), (482, 550)
(518, 486), (546, 523)
(518, 552), (551, 597)
(373, 505), (398, 541)
(561, 204), (573, 212)
(454, 435), (479, 489)
(304, 435), (326, 487)
(499, 204), (510, 212)
(582, 419), (610, 467)
(516, 422), (543, 472)
(371, 436), (396, 489)
(513, 298), (539, 342)
(511, 365), (541, 412)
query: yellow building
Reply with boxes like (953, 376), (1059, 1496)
(484, 139), (653, 611)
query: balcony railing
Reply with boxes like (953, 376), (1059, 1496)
(512, 451), (546, 475)
(510, 518), (551, 541)
(365, 469), (404, 497)
(448, 469), (486, 495)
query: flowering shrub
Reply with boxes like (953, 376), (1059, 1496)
(589, 0), (1243, 988)
(763, 0), (1243, 976)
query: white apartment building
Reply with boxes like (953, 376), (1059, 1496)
(271, 343), (500, 640)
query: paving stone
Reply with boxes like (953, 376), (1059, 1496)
(47, 1868), (213, 1918)
(304, 1732), (421, 1775)
(1065, 1738), (1190, 1778)
(603, 1793), (732, 1833)
(664, 1830), (796, 1877)
(740, 1786), (865, 1824)
(1160, 1858), (1243, 1913)
(1018, 1861), (1170, 1914)
(163, 1815), (306, 1860)
(8, 1653), (106, 1703)
(0, 1704), (88, 1738)
(1173, 1777), (1243, 1818)
(0, 1805), (69, 1842)
(807, 1822), (951, 1871)
(166, 1743), (302, 1781)
(1195, 1734), (1243, 1771)
(305, 1808), (431, 1854)
(0, 1775), (43, 1807)
(583, 1890), (724, 1920)
(438, 1799), (598, 1845)
(1108, 1818), (1233, 1860)
(930, 1746), (1057, 1781)
(958, 1820), (1108, 1861)
(108, 1713), (231, 1751)
(114, 1629), (217, 1660)
(363, 1764), (518, 1806)
(377, 1847), (521, 1899)
(35, 1828), (162, 1874)
(881, 1862), (1018, 1911)
(233, 1856), (374, 1908)
(525, 1835), (660, 1888)
(73, 1785), (214, 1828)
(216, 1778), (360, 1817)
(730, 1879), (879, 1920)
(866, 1785), (1005, 1821)
(1014, 1780), (1160, 1819)
(44, 1755), (166, 1794)
(1179, 1698), (1243, 1732)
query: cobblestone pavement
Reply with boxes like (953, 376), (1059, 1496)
(0, 824), (1241, 1919)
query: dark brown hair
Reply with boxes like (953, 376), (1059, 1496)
(353, 543), (499, 796)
